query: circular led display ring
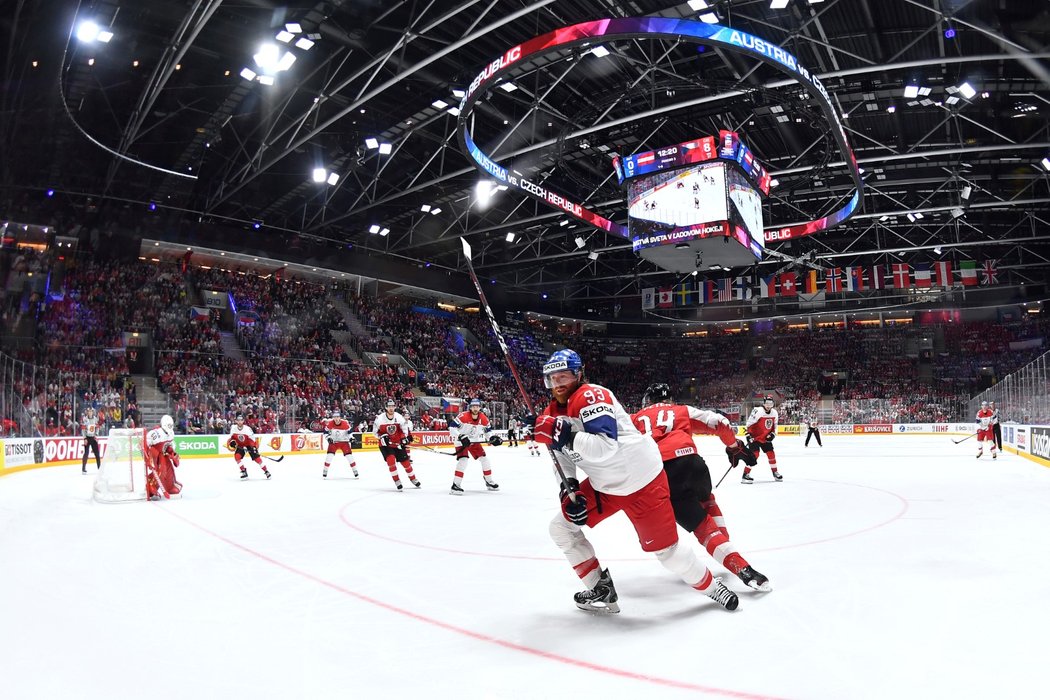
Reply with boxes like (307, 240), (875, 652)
(457, 17), (864, 245)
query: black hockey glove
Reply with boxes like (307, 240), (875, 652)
(726, 439), (758, 468)
(405, 434), (415, 444)
(765, 431), (776, 442)
(459, 436), (471, 447)
(488, 435), (503, 447)
(227, 438), (237, 451)
(379, 434), (391, 447)
(559, 478), (588, 526)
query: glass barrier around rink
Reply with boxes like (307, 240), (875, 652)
(827, 396), (968, 425)
(968, 350), (1050, 425)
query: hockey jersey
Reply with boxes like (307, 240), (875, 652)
(322, 418), (352, 443)
(451, 411), (491, 443)
(81, 414), (99, 438)
(541, 382), (663, 496)
(746, 407), (779, 442)
(229, 424), (259, 448)
(976, 408), (993, 429)
(146, 425), (174, 450)
(631, 403), (736, 461)
(373, 411), (410, 444)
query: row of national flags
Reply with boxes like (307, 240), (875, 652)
(641, 260), (999, 309)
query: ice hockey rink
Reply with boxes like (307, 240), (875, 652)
(2, 435), (1049, 700)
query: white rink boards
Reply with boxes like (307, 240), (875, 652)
(1, 434), (1048, 700)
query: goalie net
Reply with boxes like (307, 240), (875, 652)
(93, 428), (149, 503)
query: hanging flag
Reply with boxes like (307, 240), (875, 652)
(913, 263), (932, 288)
(657, 288), (673, 308)
(981, 260), (999, 285)
(959, 260), (979, 286)
(732, 276), (753, 300)
(892, 263), (911, 288)
(851, 266), (867, 292)
(673, 283), (695, 306)
(934, 261), (953, 288)
(825, 268), (843, 293)
(714, 278), (732, 302)
(759, 275), (776, 298)
(700, 280), (714, 305)
(778, 272), (798, 297)
(189, 306), (210, 321)
(802, 270), (819, 294)
(641, 288), (656, 310)
(842, 266), (857, 293)
(871, 265), (885, 290)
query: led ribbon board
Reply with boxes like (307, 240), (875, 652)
(458, 18), (864, 244)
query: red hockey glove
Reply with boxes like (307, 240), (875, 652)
(558, 478), (588, 526)
(534, 415), (574, 451)
(171, 452), (181, 468)
(726, 439), (757, 468)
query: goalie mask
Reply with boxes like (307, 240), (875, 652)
(160, 415), (174, 436)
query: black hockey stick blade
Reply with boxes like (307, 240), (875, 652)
(263, 454), (285, 463)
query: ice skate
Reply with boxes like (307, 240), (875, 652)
(741, 472), (754, 484)
(240, 468), (249, 480)
(975, 450), (982, 459)
(992, 453), (997, 460)
(574, 568), (620, 614)
(352, 469), (359, 478)
(736, 566), (772, 592)
(484, 480), (499, 491)
(264, 469), (272, 480)
(411, 479), (421, 488)
(323, 468), (328, 478)
(450, 484), (464, 495)
(703, 578), (740, 611)
(771, 470), (783, 482)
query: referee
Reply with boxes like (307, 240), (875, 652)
(81, 407), (102, 473)
(805, 418), (823, 447)
(989, 401), (1002, 451)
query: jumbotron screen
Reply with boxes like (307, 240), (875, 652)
(727, 166), (764, 249)
(627, 161), (728, 235)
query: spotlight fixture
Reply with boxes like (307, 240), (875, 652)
(365, 137), (379, 149)
(452, 88), (466, 98)
(294, 37), (315, 51)
(1041, 157), (1050, 172)
(430, 208), (442, 215)
(903, 85), (920, 98)
(420, 204), (432, 212)
(944, 28), (956, 39)
(285, 23), (302, 34)
(505, 232), (516, 242)
(574, 236), (586, 249)
(588, 251), (600, 261)
(961, 185), (972, 199)
(934, 246), (943, 254)
(369, 225), (381, 234)
(327, 172), (339, 186)
(378, 143), (392, 155)
(958, 82), (977, 99)
(588, 46), (610, 58)
(498, 82), (518, 93)
(379, 228), (390, 236)
(252, 220), (262, 230)
(312, 167), (327, 183)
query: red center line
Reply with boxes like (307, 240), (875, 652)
(160, 506), (788, 700)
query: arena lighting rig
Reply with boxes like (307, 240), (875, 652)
(456, 17), (865, 258)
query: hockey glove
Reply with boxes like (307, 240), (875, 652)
(227, 438), (237, 451)
(534, 415), (575, 451)
(458, 435), (471, 447)
(379, 434), (391, 447)
(487, 435), (503, 447)
(559, 478), (588, 526)
(405, 434), (415, 444)
(726, 439), (758, 468)
(171, 452), (181, 468)
(765, 431), (776, 442)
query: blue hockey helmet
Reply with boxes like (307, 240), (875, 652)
(469, 398), (482, 410)
(543, 349), (583, 388)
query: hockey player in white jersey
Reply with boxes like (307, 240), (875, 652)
(321, 408), (358, 478)
(742, 396), (782, 483)
(448, 399), (500, 495)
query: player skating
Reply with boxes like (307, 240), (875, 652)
(524, 424), (541, 456)
(321, 408), (358, 478)
(975, 401), (998, 459)
(145, 415), (181, 499)
(742, 396), (782, 483)
(534, 350), (739, 614)
(80, 407), (101, 473)
(229, 413), (271, 480)
(373, 399), (420, 491)
(632, 384), (771, 592)
(448, 399), (500, 495)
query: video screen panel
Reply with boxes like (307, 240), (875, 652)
(727, 166), (764, 250)
(627, 161), (728, 233)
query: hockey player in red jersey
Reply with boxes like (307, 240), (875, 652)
(975, 401), (998, 460)
(229, 413), (271, 480)
(321, 408), (359, 478)
(373, 399), (420, 491)
(449, 399), (501, 494)
(145, 415), (181, 500)
(631, 383), (771, 592)
(533, 349), (740, 614)
(743, 396), (782, 483)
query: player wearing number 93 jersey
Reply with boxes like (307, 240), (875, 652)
(535, 349), (740, 614)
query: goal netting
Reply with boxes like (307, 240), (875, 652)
(93, 428), (149, 503)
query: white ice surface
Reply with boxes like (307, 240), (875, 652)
(2, 436), (1049, 700)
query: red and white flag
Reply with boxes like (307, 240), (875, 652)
(637, 153), (655, 165)
(657, 288), (673, 308)
(981, 260), (999, 285)
(825, 268), (843, 293)
(778, 272), (798, 297)
(892, 263), (911, 289)
(934, 261), (953, 288)
(913, 264), (932, 288)
(871, 265), (885, 290)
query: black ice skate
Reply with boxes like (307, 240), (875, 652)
(396, 482), (404, 491)
(264, 469), (272, 480)
(484, 480), (499, 491)
(449, 484), (464, 495)
(704, 578), (740, 611)
(772, 471), (783, 482)
(323, 469), (328, 478)
(411, 479), (421, 488)
(240, 468), (249, 480)
(736, 566), (772, 592)
(741, 472), (754, 484)
(574, 568), (620, 614)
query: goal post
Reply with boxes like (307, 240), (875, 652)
(93, 428), (149, 503)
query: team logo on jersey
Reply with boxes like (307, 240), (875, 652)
(579, 404), (613, 422)
(764, 418), (774, 430)
(674, 447), (695, 457)
(385, 425), (397, 434)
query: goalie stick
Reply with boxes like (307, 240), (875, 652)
(461, 238), (577, 501)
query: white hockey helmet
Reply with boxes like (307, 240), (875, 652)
(160, 415), (174, 435)
(332, 408), (341, 418)
(385, 399), (396, 411)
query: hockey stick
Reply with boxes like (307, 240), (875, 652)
(952, 433), (976, 444)
(415, 444), (459, 457)
(461, 238), (577, 501)
(262, 454), (285, 463)
(714, 464), (734, 489)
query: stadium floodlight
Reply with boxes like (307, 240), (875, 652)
(295, 38), (315, 51)
(257, 75), (274, 86)
(879, 215), (889, 222)
(575, 236), (586, 249)
(327, 172), (339, 186)
(285, 23), (302, 34)
(430, 208), (442, 215)
(1041, 157), (1050, 172)
(452, 88), (466, 98)
(958, 82), (977, 99)
(950, 207), (964, 218)
(907, 213), (917, 222)
(687, 0), (709, 9)
(475, 180), (496, 207)
(447, 107), (461, 116)
(432, 99), (449, 109)
(379, 228), (390, 236)
(369, 224), (381, 234)
(98, 30), (113, 43)
(914, 212), (924, 220)
(365, 137), (379, 149)
(770, 0), (790, 8)
(276, 30), (294, 43)
(505, 232), (516, 242)
(276, 51), (296, 72)
(76, 21), (101, 42)
(420, 204), (432, 212)
(239, 67), (257, 80)
(588, 251), (600, 261)
(887, 105), (896, 113)
(378, 143), (392, 155)
(903, 85), (920, 98)
(961, 185), (972, 199)
(699, 12), (719, 23)
(934, 246), (944, 254)
(498, 82), (518, 92)
(589, 46), (610, 58)
(312, 168), (327, 183)
(253, 43), (281, 72)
